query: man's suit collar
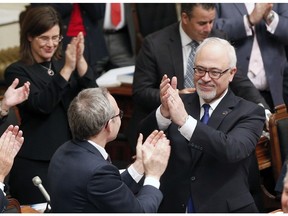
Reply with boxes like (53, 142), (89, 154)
(186, 88), (239, 129)
(71, 139), (104, 159)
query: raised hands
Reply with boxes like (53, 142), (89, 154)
(142, 130), (170, 180)
(160, 75), (189, 127)
(62, 32), (88, 81)
(133, 130), (170, 179)
(249, 3), (273, 25)
(0, 125), (24, 182)
(1, 78), (30, 113)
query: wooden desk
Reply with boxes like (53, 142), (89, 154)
(21, 206), (40, 213)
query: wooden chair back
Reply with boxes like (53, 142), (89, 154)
(269, 104), (288, 182)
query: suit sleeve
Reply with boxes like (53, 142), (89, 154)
(87, 164), (162, 213)
(192, 102), (265, 162)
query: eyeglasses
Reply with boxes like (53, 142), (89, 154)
(193, 67), (230, 79)
(111, 110), (123, 120)
(36, 35), (63, 45)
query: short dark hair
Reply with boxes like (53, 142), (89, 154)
(181, 3), (216, 19)
(20, 6), (63, 64)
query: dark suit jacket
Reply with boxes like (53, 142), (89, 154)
(129, 22), (267, 152)
(48, 139), (163, 212)
(0, 190), (8, 212)
(140, 89), (265, 212)
(4, 59), (97, 160)
(214, 3), (288, 107)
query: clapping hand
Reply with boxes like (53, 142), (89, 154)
(1, 78), (30, 111)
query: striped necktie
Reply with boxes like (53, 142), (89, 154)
(184, 40), (199, 88)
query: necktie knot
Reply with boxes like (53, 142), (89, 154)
(190, 40), (199, 49)
(201, 104), (210, 124)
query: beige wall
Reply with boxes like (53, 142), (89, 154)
(0, 3), (28, 50)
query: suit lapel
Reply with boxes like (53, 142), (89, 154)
(169, 23), (185, 88)
(207, 90), (237, 129)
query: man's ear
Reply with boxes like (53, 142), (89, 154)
(105, 119), (112, 133)
(229, 67), (237, 82)
(181, 12), (189, 25)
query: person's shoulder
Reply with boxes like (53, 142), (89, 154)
(235, 94), (265, 115)
(5, 60), (30, 71)
(145, 22), (179, 41)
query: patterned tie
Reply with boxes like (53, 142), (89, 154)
(201, 104), (210, 124)
(187, 103), (210, 212)
(111, 3), (121, 27)
(184, 41), (199, 88)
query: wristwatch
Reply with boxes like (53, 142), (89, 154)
(266, 11), (275, 24)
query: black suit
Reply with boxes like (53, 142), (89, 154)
(48, 139), (163, 212)
(4, 59), (97, 204)
(140, 89), (266, 212)
(130, 22), (267, 153)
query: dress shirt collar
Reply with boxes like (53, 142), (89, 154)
(179, 21), (194, 48)
(87, 140), (109, 160)
(199, 88), (228, 112)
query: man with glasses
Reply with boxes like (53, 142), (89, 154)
(130, 3), (268, 154)
(139, 37), (266, 212)
(48, 87), (171, 212)
(130, 4), (268, 211)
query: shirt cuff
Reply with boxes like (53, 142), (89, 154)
(156, 106), (171, 130)
(178, 115), (197, 141)
(128, 164), (144, 183)
(143, 176), (160, 189)
(244, 15), (253, 36)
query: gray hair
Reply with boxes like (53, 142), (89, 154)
(195, 37), (237, 68)
(68, 88), (115, 140)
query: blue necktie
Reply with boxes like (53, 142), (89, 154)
(184, 41), (199, 88)
(201, 104), (210, 124)
(187, 104), (210, 213)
